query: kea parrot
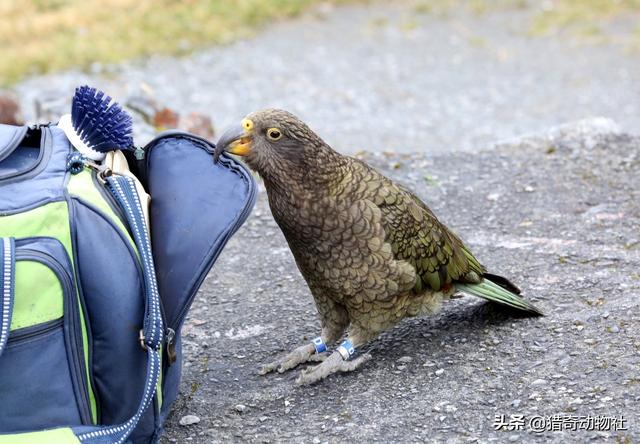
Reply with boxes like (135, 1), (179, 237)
(215, 109), (542, 385)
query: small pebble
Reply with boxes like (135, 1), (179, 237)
(531, 379), (547, 386)
(234, 404), (247, 413)
(179, 415), (201, 426)
(435, 369), (444, 376)
(397, 356), (413, 363)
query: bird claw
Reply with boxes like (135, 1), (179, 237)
(296, 352), (372, 385)
(308, 353), (328, 363)
(258, 343), (316, 375)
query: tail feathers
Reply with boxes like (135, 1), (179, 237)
(483, 273), (522, 295)
(456, 279), (543, 316)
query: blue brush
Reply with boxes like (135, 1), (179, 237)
(58, 85), (133, 161)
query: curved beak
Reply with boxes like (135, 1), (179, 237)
(214, 123), (253, 162)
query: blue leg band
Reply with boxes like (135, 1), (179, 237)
(337, 340), (355, 360)
(312, 337), (327, 354)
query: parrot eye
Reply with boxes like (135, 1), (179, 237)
(266, 128), (282, 141)
(242, 118), (254, 131)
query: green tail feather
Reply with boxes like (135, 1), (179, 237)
(456, 279), (543, 316)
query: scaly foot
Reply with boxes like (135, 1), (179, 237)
(296, 350), (371, 385)
(259, 343), (325, 375)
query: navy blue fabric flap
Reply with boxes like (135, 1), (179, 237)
(144, 132), (257, 330)
(0, 125), (28, 163)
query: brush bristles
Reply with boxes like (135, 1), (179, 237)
(71, 85), (133, 153)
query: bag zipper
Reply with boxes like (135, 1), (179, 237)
(7, 318), (63, 344)
(16, 248), (93, 425)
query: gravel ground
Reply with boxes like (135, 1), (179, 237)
(159, 120), (639, 443)
(13, 2), (640, 153)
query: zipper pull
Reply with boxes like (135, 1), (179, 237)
(166, 328), (177, 365)
(134, 146), (146, 161)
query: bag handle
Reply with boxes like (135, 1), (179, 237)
(0, 237), (15, 358)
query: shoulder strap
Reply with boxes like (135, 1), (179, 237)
(0, 237), (15, 358)
(74, 174), (164, 444)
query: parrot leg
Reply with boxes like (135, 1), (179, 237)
(259, 297), (349, 375)
(295, 331), (372, 385)
(295, 350), (372, 385)
(258, 342), (318, 375)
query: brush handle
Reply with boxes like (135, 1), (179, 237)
(58, 114), (106, 162)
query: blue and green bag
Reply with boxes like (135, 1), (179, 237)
(0, 122), (256, 443)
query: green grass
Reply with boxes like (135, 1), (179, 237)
(413, 0), (640, 40)
(0, 0), (353, 85)
(530, 0), (640, 36)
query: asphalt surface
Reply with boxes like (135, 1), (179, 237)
(159, 120), (639, 443)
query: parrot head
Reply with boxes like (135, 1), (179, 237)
(214, 109), (327, 173)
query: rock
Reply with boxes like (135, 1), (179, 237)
(126, 99), (158, 127)
(397, 356), (413, 363)
(33, 93), (68, 123)
(179, 112), (215, 140)
(531, 379), (547, 386)
(0, 95), (23, 125)
(435, 369), (444, 376)
(179, 415), (201, 426)
(125, 83), (160, 124)
(234, 404), (247, 413)
(153, 107), (180, 129)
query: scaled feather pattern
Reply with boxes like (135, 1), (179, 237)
(222, 109), (542, 384)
